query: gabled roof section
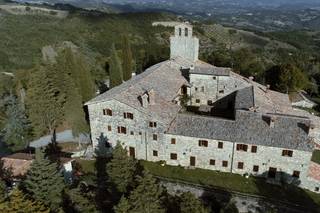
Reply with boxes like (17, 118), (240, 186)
(167, 110), (313, 152)
(190, 60), (231, 76)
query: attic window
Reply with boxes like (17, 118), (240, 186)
(124, 112), (134, 120)
(103, 109), (112, 116)
(149, 122), (157, 128)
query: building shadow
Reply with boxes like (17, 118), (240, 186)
(254, 171), (320, 213)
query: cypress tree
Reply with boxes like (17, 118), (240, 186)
(109, 44), (123, 88)
(179, 192), (209, 213)
(0, 189), (49, 213)
(107, 142), (137, 193)
(128, 171), (165, 213)
(23, 149), (65, 212)
(26, 65), (63, 137)
(122, 35), (133, 81)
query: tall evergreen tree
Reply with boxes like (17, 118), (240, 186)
(114, 196), (130, 213)
(128, 171), (165, 213)
(109, 44), (123, 88)
(26, 65), (63, 137)
(179, 192), (209, 213)
(23, 149), (65, 212)
(0, 188), (49, 213)
(107, 142), (137, 193)
(122, 35), (133, 81)
(0, 95), (31, 151)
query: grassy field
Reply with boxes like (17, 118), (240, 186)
(141, 161), (320, 209)
(76, 158), (320, 209)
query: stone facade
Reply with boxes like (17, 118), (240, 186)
(189, 73), (250, 105)
(86, 23), (320, 194)
(170, 24), (199, 62)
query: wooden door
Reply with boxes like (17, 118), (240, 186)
(190, 156), (196, 166)
(129, 147), (135, 158)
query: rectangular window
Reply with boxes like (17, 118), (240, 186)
(170, 153), (177, 160)
(198, 140), (208, 147)
(201, 86), (205, 92)
(195, 87), (198, 92)
(222, 161), (228, 167)
(292, 171), (300, 178)
(236, 144), (248, 152)
(219, 90), (224, 94)
(171, 138), (176, 145)
(209, 159), (215, 165)
(251, 146), (257, 153)
(103, 108), (112, 116)
(107, 125), (112, 131)
(196, 99), (200, 103)
(139, 132), (142, 135)
(185, 28), (188, 37)
(213, 76), (216, 80)
(117, 126), (127, 134)
(124, 112), (134, 119)
(238, 162), (244, 169)
(253, 165), (259, 172)
(130, 131), (134, 135)
(207, 100), (213, 105)
(218, 142), (223, 149)
(315, 187), (319, 192)
(282, 150), (293, 157)
(153, 134), (158, 141)
(149, 122), (157, 128)
(153, 150), (158, 157)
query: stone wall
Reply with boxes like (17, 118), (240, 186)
(189, 74), (249, 106)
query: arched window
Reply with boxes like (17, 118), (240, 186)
(185, 28), (189, 36)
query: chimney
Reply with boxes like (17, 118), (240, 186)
(249, 76), (254, 81)
(266, 84), (270, 92)
(148, 89), (155, 105)
(141, 93), (149, 108)
(190, 65), (195, 71)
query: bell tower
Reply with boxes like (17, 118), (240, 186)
(170, 23), (199, 62)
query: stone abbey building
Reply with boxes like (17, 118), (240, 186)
(86, 23), (320, 193)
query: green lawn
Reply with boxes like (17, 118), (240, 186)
(141, 161), (320, 209)
(312, 150), (320, 164)
(76, 159), (320, 209)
